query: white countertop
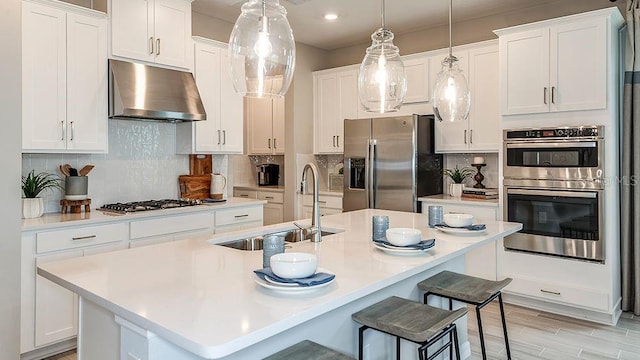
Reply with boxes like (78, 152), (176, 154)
(38, 209), (521, 359)
(418, 194), (499, 207)
(22, 197), (265, 232)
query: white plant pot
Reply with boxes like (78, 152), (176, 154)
(22, 197), (44, 219)
(449, 183), (463, 198)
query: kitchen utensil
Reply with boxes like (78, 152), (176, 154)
(443, 213), (474, 227)
(189, 154), (212, 175)
(59, 165), (70, 177)
(385, 228), (422, 246)
(69, 167), (78, 176)
(178, 175), (211, 200)
(79, 165), (94, 176)
(269, 252), (318, 279)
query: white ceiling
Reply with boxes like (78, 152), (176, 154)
(191, 0), (592, 50)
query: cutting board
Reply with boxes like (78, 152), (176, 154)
(178, 175), (211, 200)
(189, 154), (212, 175)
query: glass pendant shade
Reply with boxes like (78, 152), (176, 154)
(432, 56), (470, 122)
(358, 28), (407, 113)
(228, 0), (295, 98)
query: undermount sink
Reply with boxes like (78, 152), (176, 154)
(218, 229), (338, 251)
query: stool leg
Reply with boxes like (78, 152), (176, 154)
(452, 324), (461, 360)
(476, 306), (487, 360)
(498, 293), (512, 360)
(396, 336), (401, 360)
(359, 326), (366, 360)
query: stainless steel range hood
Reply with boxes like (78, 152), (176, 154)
(108, 59), (206, 122)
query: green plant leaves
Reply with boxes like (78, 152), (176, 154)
(21, 170), (62, 198)
(442, 165), (475, 184)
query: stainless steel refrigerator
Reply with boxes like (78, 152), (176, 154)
(343, 114), (443, 212)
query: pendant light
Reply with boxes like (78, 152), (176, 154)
(358, 0), (407, 114)
(228, 0), (295, 98)
(432, 0), (470, 122)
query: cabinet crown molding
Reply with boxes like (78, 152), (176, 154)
(24, 0), (107, 17)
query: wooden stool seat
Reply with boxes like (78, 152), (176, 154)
(60, 199), (91, 214)
(264, 340), (354, 360)
(352, 296), (466, 360)
(418, 271), (513, 360)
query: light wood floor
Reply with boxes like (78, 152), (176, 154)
(45, 302), (640, 360)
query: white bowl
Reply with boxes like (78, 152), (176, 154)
(385, 228), (422, 246)
(270, 253), (318, 279)
(443, 213), (474, 228)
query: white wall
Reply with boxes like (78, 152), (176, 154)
(0, 0), (23, 357)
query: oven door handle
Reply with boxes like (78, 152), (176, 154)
(506, 141), (597, 149)
(507, 188), (597, 198)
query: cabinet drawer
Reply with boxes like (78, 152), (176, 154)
(215, 206), (263, 227)
(504, 276), (609, 311)
(130, 212), (213, 239)
(36, 223), (128, 254)
(303, 194), (343, 209)
(233, 189), (258, 199)
(258, 191), (283, 203)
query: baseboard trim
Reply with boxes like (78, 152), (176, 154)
(503, 293), (621, 325)
(20, 338), (76, 360)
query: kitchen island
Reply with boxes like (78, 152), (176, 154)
(38, 209), (522, 360)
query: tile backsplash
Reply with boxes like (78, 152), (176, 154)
(443, 153), (499, 189)
(21, 120), (221, 214)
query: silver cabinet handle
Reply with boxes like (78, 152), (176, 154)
(239, 194), (249, 197)
(464, 129), (467, 144)
(332, 136), (336, 147)
(222, 130), (226, 145)
(217, 130), (221, 145)
(469, 129), (472, 144)
(156, 38), (160, 56)
(318, 200), (327, 204)
(265, 196), (274, 199)
(61, 121), (65, 141)
(543, 87), (548, 105)
(149, 37), (154, 54)
(234, 214), (249, 219)
(540, 289), (561, 296)
(268, 138), (271, 149)
(70, 121), (74, 141)
(336, 135), (339, 147)
(273, 138), (277, 149)
(72, 235), (96, 241)
(551, 86), (556, 104)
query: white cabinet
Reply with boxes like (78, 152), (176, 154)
(420, 199), (499, 280)
(22, 0), (107, 153)
(129, 212), (214, 247)
(402, 55), (430, 103)
(177, 38), (243, 154)
(110, 0), (192, 69)
(313, 69), (358, 154)
(214, 205), (264, 233)
(434, 43), (500, 153)
(258, 191), (284, 225)
(301, 194), (343, 219)
(245, 97), (285, 155)
(497, 12), (614, 115)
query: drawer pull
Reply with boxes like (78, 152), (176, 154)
(239, 194), (249, 197)
(318, 201), (327, 204)
(540, 289), (561, 296)
(234, 214), (249, 219)
(265, 196), (274, 199)
(72, 235), (97, 241)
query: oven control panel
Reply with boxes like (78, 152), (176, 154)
(505, 126), (601, 139)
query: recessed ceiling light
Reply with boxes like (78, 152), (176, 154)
(324, 13), (338, 21)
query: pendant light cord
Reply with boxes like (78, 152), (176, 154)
(381, 0), (386, 29)
(262, 0), (266, 17)
(448, 0), (453, 59)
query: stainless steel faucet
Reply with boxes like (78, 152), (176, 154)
(299, 163), (322, 242)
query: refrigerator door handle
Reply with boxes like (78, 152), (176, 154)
(369, 139), (377, 208)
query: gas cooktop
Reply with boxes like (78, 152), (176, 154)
(98, 199), (202, 214)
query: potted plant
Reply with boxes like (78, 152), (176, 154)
(442, 166), (475, 197)
(21, 170), (62, 218)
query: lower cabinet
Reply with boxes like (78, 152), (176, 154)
(420, 200), (499, 280)
(233, 187), (283, 226)
(129, 212), (214, 248)
(214, 205), (264, 233)
(301, 194), (343, 219)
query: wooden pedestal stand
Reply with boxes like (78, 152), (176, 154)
(472, 164), (486, 189)
(60, 199), (91, 214)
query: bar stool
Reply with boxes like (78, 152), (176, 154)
(352, 296), (467, 360)
(418, 271), (512, 360)
(263, 340), (354, 360)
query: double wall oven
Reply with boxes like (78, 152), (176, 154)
(503, 126), (605, 262)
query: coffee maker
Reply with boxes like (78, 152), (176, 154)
(257, 164), (279, 186)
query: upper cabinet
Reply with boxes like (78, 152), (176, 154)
(245, 97), (285, 155)
(402, 55), (430, 103)
(434, 43), (500, 153)
(22, 0), (108, 153)
(177, 38), (243, 154)
(496, 8), (623, 115)
(110, 0), (192, 69)
(313, 68), (358, 154)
